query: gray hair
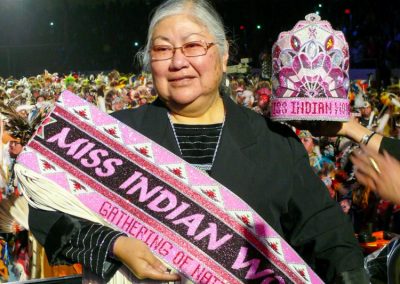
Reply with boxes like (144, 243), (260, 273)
(138, 0), (228, 71)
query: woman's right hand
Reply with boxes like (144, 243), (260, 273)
(113, 236), (180, 281)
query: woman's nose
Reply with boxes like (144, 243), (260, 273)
(169, 48), (190, 70)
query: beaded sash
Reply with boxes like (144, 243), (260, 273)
(16, 91), (323, 283)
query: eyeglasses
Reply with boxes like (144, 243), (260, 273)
(150, 40), (215, 61)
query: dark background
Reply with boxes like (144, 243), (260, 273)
(1, 0), (400, 77)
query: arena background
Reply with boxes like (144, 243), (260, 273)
(0, 0), (399, 78)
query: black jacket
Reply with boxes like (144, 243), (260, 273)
(29, 95), (367, 283)
(380, 136), (400, 160)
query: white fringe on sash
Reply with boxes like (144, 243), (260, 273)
(14, 163), (105, 224)
(15, 164), (184, 284)
(14, 163), (149, 284)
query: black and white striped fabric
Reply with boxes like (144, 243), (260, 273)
(173, 123), (223, 173)
(61, 223), (125, 280)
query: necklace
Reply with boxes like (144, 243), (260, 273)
(167, 112), (225, 172)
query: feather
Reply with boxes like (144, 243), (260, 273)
(0, 101), (52, 145)
(0, 196), (28, 233)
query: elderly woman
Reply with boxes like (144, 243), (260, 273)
(29, 0), (368, 283)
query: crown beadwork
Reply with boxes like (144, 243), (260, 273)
(270, 13), (350, 121)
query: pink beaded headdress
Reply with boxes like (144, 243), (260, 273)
(270, 14), (350, 121)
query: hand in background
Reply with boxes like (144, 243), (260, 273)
(290, 120), (345, 137)
(291, 118), (383, 153)
(351, 145), (400, 205)
(113, 236), (180, 281)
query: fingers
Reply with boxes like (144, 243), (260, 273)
(141, 251), (180, 281)
(114, 237), (180, 281)
(127, 239), (180, 281)
(350, 149), (375, 175)
(358, 146), (391, 177)
(146, 253), (166, 273)
(350, 148), (381, 189)
(368, 156), (381, 174)
(351, 147), (400, 204)
(353, 168), (378, 190)
(143, 264), (180, 281)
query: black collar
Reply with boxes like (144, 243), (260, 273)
(137, 95), (258, 158)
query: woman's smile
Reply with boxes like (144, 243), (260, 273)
(168, 75), (195, 86)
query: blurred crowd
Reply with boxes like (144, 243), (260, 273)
(0, 70), (158, 117)
(0, 69), (399, 281)
(0, 69), (159, 282)
(229, 72), (400, 237)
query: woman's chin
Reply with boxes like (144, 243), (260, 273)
(167, 95), (200, 106)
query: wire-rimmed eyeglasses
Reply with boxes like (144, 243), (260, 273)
(150, 40), (216, 61)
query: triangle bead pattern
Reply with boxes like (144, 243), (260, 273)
(289, 263), (311, 283)
(265, 237), (285, 261)
(72, 106), (93, 122)
(129, 143), (155, 163)
(160, 163), (189, 184)
(101, 123), (124, 143)
(228, 210), (256, 230)
(67, 175), (93, 195)
(192, 185), (224, 207)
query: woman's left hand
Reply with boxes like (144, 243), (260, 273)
(350, 145), (400, 205)
(113, 236), (180, 281)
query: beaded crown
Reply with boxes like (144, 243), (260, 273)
(270, 14), (350, 121)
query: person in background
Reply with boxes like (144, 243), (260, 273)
(8, 140), (23, 160)
(298, 130), (319, 169)
(111, 96), (125, 112)
(358, 101), (377, 130)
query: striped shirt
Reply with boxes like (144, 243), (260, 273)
(62, 222), (125, 281)
(173, 123), (223, 173)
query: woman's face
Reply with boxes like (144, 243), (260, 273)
(150, 14), (228, 111)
